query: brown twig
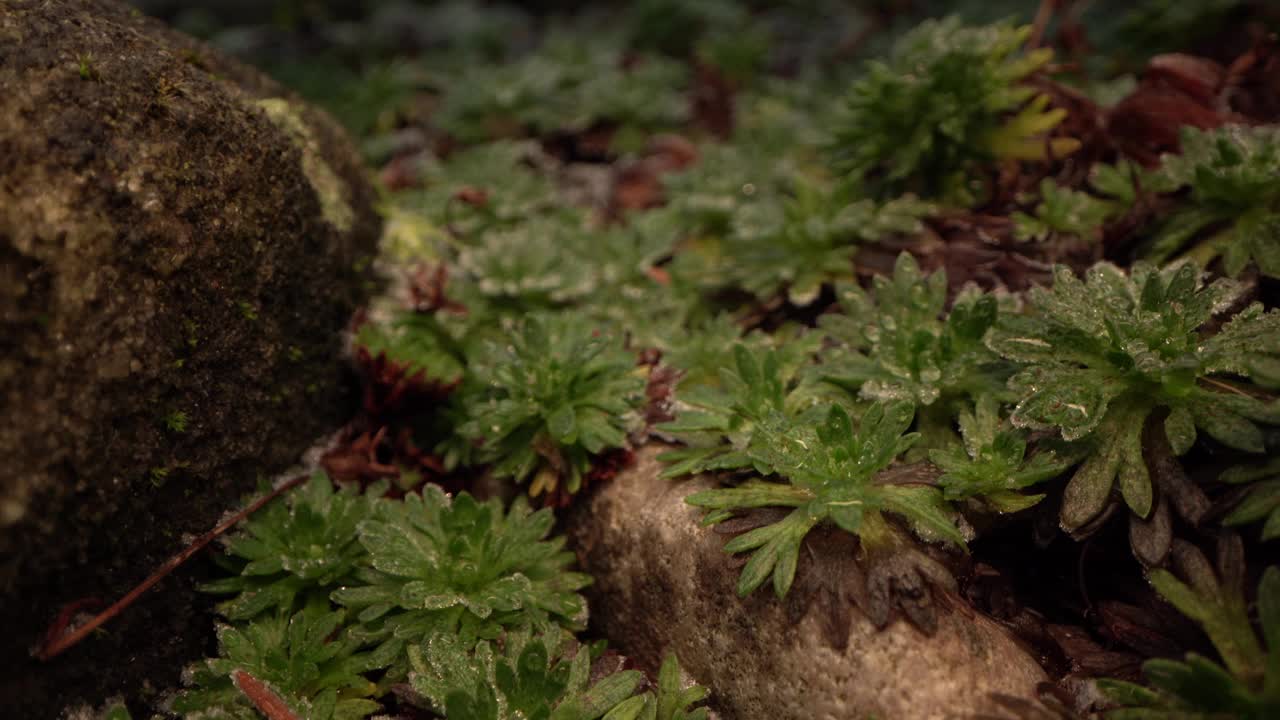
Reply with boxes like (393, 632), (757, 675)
(36, 474), (308, 661)
(1027, 0), (1059, 49)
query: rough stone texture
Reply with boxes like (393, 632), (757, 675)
(570, 445), (1048, 720)
(0, 0), (380, 714)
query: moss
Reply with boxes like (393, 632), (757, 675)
(162, 410), (189, 433)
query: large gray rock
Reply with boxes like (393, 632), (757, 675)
(570, 445), (1048, 720)
(0, 0), (380, 713)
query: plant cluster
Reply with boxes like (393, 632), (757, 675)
(726, 184), (933, 305)
(685, 399), (964, 598)
(174, 603), (386, 720)
(1099, 543), (1279, 719)
(410, 631), (708, 720)
(431, 35), (688, 147)
(99, 5), (1280, 720)
(201, 473), (384, 620)
(176, 475), (603, 716)
(828, 17), (1079, 204)
(815, 252), (1010, 418)
(1012, 177), (1125, 243)
(451, 313), (646, 496)
(1140, 125), (1280, 278)
(986, 262), (1280, 532)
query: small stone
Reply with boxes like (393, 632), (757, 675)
(569, 445), (1048, 720)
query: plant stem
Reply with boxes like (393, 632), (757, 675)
(36, 474), (309, 661)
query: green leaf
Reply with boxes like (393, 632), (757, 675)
(1164, 405), (1197, 456)
(659, 340), (821, 480)
(1061, 431), (1124, 532)
(1117, 422), (1153, 518)
(1013, 177), (1120, 241)
(1102, 561), (1280, 717)
(686, 481), (812, 511)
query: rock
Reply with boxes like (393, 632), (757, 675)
(569, 445), (1049, 720)
(0, 0), (380, 713)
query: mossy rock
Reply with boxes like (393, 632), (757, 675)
(0, 0), (380, 713)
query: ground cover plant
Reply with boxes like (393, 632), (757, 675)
(53, 1), (1280, 717)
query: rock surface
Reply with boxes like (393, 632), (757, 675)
(569, 445), (1049, 720)
(0, 0), (379, 712)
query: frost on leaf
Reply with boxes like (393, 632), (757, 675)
(332, 486), (589, 674)
(987, 261), (1280, 531)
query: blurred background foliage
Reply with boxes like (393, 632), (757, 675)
(129, 0), (1279, 143)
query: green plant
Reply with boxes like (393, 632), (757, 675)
(657, 342), (823, 479)
(1221, 458), (1280, 541)
(576, 208), (696, 349)
(173, 603), (386, 720)
(828, 17), (1079, 204)
(332, 486), (589, 668)
(395, 140), (559, 246)
(1098, 545), (1278, 719)
(816, 253), (1010, 449)
(431, 55), (568, 143)
(77, 53), (100, 82)
(987, 262), (1280, 531)
(356, 313), (467, 387)
(452, 313), (645, 496)
(625, 0), (746, 56)
(658, 315), (750, 390)
(603, 654), (710, 720)
(662, 143), (797, 234)
(1141, 125), (1280, 278)
(455, 213), (672, 320)
(1012, 178), (1124, 242)
(201, 473), (383, 621)
(274, 60), (420, 139)
(681, 400), (964, 598)
(408, 629), (644, 720)
(432, 36), (687, 145)
(726, 182), (932, 305)
(573, 54), (689, 139)
(162, 410), (190, 433)
(928, 397), (1082, 513)
(456, 217), (602, 311)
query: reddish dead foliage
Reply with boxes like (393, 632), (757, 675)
(321, 425), (448, 495)
(609, 133), (699, 216)
(355, 346), (458, 420)
(541, 447), (636, 509)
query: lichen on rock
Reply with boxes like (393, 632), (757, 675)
(253, 97), (356, 233)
